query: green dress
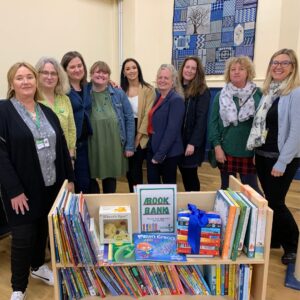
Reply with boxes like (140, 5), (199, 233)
(88, 90), (128, 179)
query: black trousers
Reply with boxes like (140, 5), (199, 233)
(126, 146), (147, 192)
(11, 217), (48, 292)
(256, 154), (300, 253)
(147, 153), (180, 184)
(179, 166), (200, 191)
(101, 177), (117, 193)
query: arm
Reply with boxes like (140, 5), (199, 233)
(273, 90), (300, 174)
(208, 92), (226, 163)
(153, 95), (185, 162)
(66, 95), (77, 157)
(121, 91), (135, 153)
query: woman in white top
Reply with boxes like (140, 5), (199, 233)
(120, 58), (156, 192)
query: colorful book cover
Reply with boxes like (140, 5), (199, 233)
(213, 190), (237, 259)
(133, 233), (186, 262)
(109, 242), (136, 263)
(254, 207), (267, 259)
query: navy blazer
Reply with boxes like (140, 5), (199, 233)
(67, 84), (93, 139)
(150, 89), (185, 162)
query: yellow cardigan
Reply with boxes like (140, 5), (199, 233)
(136, 84), (156, 149)
(39, 94), (76, 152)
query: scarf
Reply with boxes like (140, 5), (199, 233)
(219, 81), (257, 127)
(246, 80), (286, 150)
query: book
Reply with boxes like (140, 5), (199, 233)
(213, 190), (238, 259)
(254, 206), (267, 259)
(227, 190), (250, 260)
(108, 242), (135, 263)
(133, 233), (186, 262)
(204, 265), (216, 295)
(239, 193), (258, 258)
(136, 184), (177, 233)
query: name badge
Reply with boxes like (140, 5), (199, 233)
(36, 138), (50, 150)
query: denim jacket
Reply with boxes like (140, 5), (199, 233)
(107, 84), (135, 151)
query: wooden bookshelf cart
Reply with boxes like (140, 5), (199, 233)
(48, 176), (273, 300)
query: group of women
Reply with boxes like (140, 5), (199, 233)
(0, 48), (299, 300)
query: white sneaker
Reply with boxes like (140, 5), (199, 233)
(31, 264), (54, 285)
(10, 291), (26, 300)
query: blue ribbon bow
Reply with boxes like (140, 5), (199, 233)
(186, 204), (208, 254)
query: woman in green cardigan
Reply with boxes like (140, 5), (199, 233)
(208, 56), (262, 191)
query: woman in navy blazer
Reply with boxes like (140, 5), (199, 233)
(147, 64), (185, 184)
(61, 51), (99, 193)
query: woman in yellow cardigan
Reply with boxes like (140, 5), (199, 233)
(120, 58), (156, 192)
(36, 57), (76, 159)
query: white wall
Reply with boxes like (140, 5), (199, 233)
(0, 0), (118, 98)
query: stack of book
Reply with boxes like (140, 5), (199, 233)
(176, 209), (221, 257)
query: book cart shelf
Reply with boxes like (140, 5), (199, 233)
(48, 176), (273, 300)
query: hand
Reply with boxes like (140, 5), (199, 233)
(124, 150), (134, 158)
(185, 144), (195, 156)
(271, 168), (284, 177)
(67, 182), (75, 193)
(151, 159), (158, 164)
(135, 134), (142, 148)
(215, 145), (227, 164)
(11, 193), (29, 215)
(109, 79), (120, 89)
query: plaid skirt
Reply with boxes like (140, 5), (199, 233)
(218, 154), (256, 174)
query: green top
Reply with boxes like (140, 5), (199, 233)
(39, 94), (76, 152)
(208, 89), (262, 157)
(88, 90), (128, 179)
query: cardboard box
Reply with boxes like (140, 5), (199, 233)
(99, 205), (132, 244)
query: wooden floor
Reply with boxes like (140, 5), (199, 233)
(0, 162), (299, 299)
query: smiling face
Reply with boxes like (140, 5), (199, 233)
(123, 60), (139, 82)
(11, 66), (37, 101)
(38, 62), (58, 91)
(65, 56), (85, 84)
(182, 59), (197, 84)
(270, 54), (293, 82)
(91, 68), (110, 88)
(157, 68), (173, 95)
(229, 63), (248, 88)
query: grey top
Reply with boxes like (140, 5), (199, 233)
(11, 99), (57, 186)
(274, 86), (300, 172)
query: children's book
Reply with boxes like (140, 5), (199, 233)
(108, 242), (136, 263)
(133, 233), (186, 262)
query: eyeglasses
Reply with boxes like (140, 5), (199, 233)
(40, 71), (58, 77)
(271, 61), (292, 68)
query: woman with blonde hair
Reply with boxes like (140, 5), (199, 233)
(247, 48), (300, 264)
(36, 57), (76, 157)
(0, 62), (74, 300)
(208, 56), (262, 191)
(147, 64), (185, 184)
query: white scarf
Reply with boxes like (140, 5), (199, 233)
(246, 80), (286, 150)
(219, 82), (257, 127)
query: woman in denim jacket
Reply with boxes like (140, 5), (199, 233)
(88, 61), (135, 193)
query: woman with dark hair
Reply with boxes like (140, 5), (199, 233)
(120, 58), (155, 191)
(247, 48), (300, 264)
(178, 56), (211, 191)
(61, 51), (99, 193)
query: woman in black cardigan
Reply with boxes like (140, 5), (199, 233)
(178, 56), (210, 191)
(0, 62), (74, 300)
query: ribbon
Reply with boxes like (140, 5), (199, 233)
(186, 204), (208, 254)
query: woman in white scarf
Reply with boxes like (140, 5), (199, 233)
(247, 49), (300, 265)
(208, 56), (262, 191)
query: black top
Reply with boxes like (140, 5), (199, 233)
(258, 97), (279, 153)
(180, 88), (211, 167)
(0, 100), (75, 226)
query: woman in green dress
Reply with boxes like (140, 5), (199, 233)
(88, 61), (135, 193)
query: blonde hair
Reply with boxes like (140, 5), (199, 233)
(262, 48), (300, 95)
(90, 61), (111, 77)
(156, 64), (183, 96)
(7, 62), (42, 101)
(36, 57), (70, 95)
(224, 56), (256, 83)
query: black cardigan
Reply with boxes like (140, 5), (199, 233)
(0, 100), (75, 226)
(181, 88), (211, 167)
